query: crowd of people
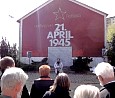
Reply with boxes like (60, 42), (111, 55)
(0, 56), (115, 98)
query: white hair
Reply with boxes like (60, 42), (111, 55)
(1, 67), (28, 91)
(74, 85), (100, 98)
(95, 62), (114, 79)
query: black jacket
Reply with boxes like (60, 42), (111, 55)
(42, 85), (71, 98)
(30, 79), (54, 98)
(100, 81), (115, 98)
(21, 85), (30, 98)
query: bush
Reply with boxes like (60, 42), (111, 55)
(107, 35), (115, 66)
(70, 56), (93, 72)
(18, 57), (49, 72)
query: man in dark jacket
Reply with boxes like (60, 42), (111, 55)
(95, 62), (115, 98)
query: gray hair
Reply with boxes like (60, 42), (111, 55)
(95, 62), (114, 79)
(74, 85), (100, 98)
(1, 67), (28, 91)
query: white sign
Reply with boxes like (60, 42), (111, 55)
(47, 23), (73, 46)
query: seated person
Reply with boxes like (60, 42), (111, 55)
(54, 58), (63, 75)
(30, 65), (54, 98)
(0, 67), (28, 98)
(0, 56), (30, 98)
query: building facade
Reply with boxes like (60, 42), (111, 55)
(106, 16), (115, 27)
(18, 0), (107, 66)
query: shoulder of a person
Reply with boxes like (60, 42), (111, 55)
(101, 82), (115, 91)
(44, 91), (56, 97)
(100, 87), (110, 97)
(100, 86), (106, 92)
(0, 95), (11, 98)
(43, 91), (51, 97)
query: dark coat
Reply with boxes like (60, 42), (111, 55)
(42, 85), (71, 98)
(30, 79), (54, 98)
(21, 85), (30, 98)
(100, 81), (115, 98)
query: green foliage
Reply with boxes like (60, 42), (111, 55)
(107, 24), (115, 42)
(70, 57), (93, 72)
(107, 36), (115, 66)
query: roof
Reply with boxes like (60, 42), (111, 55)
(17, 0), (108, 23)
(107, 16), (115, 19)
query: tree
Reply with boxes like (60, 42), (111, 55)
(107, 24), (115, 42)
(0, 37), (9, 58)
(107, 35), (115, 66)
(0, 37), (18, 64)
(106, 24), (115, 66)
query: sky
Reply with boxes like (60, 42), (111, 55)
(0, 0), (114, 46)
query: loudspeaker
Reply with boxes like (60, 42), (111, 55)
(27, 51), (32, 58)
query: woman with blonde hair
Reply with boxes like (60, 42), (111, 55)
(42, 73), (71, 98)
(30, 65), (54, 98)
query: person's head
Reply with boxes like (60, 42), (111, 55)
(57, 58), (60, 61)
(95, 62), (114, 86)
(50, 73), (70, 91)
(57, 58), (61, 64)
(1, 67), (28, 97)
(0, 56), (15, 73)
(39, 65), (51, 76)
(73, 85), (100, 98)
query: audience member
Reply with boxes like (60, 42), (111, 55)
(0, 56), (30, 98)
(73, 84), (100, 98)
(54, 58), (63, 75)
(95, 62), (115, 98)
(42, 73), (71, 98)
(0, 56), (15, 76)
(30, 65), (54, 98)
(0, 67), (28, 98)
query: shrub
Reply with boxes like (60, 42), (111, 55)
(70, 56), (93, 72)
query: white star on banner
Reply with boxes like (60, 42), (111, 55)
(53, 8), (66, 20)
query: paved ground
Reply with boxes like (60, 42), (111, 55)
(26, 70), (100, 97)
